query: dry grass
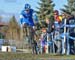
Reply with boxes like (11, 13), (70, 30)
(0, 52), (75, 60)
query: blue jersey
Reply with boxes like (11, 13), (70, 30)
(20, 9), (34, 26)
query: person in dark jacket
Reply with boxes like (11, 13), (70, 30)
(67, 15), (75, 54)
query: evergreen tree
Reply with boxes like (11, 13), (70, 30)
(37, 0), (55, 27)
(61, 0), (75, 16)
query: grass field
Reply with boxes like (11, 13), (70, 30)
(0, 52), (75, 60)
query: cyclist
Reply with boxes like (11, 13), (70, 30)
(20, 3), (38, 54)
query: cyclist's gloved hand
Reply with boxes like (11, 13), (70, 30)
(32, 26), (36, 31)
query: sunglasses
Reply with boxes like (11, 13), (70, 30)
(62, 15), (65, 16)
(26, 10), (29, 11)
(25, 9), (29, 11)
(54, 13), (58, 15)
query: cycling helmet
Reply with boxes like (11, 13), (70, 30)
(24, 3), (31, 10)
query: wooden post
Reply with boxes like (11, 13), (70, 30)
(46, 33), (49, 54)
